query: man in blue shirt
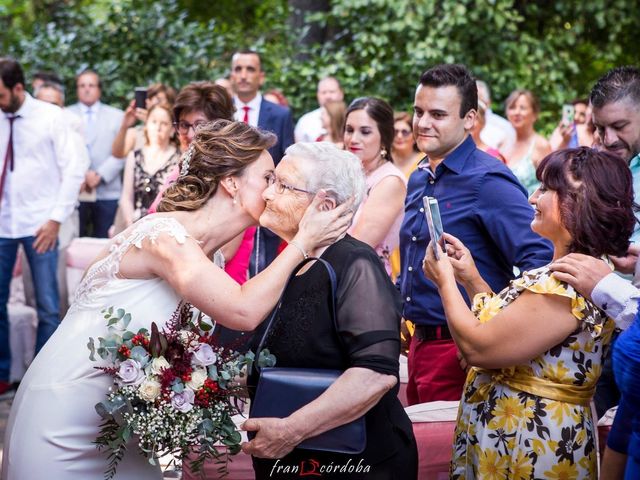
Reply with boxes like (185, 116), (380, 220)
(399, 64), (553, 405)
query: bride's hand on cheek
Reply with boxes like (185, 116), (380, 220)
(422, 241), (455, 289)
(294, 190), (354, 249)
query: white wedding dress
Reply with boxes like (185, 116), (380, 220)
(2, 216), (193, 480)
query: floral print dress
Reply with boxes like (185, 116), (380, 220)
(450, 265), (615, 480)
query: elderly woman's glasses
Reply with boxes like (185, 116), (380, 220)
(266, 173), (313, 195)
(173, 120), (208, 135)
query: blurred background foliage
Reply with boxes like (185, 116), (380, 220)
(1, 0), (638, 132)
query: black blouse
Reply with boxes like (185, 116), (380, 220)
(249, 236), (417, 479)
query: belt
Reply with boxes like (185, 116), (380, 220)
(413, 324), (452, 341)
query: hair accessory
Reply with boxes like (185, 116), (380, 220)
(179, 144), (196, 177)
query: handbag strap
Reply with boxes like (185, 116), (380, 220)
(255, 256), (339, 371)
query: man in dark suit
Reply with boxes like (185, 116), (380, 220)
(230, 50), (294, 273)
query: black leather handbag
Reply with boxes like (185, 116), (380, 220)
(249, 257), (367, 454)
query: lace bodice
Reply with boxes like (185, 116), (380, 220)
(69, 216), (190, 313)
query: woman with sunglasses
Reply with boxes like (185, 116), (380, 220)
(391, 111), (423, 177)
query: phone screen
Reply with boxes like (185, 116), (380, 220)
(562, 104), (575, 125)
(134, 88), (147, 109)
(423, 196), (444, 260)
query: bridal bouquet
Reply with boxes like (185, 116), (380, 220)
(88, 303), (274, 479)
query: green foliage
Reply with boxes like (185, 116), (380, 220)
(4, 0), (639, 132)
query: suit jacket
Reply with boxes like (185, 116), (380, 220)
(68, 102), (124, 200)
(257, 99), (294, 165)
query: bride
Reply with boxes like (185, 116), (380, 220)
(1, 120), (353, 480)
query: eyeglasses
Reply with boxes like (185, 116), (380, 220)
(394, 128), (412, 138)
(266, 173), (313, 195)
(173, 120), (208, 135)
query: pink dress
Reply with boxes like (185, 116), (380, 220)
(349, 162), (407, 275)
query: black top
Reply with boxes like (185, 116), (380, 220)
(133, 148), (179, 218)
(249, 236), (417, 479)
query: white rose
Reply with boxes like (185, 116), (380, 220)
(186, 368), (208, 390)
(138, 379), (161, 402)
(150, 356), (170, 375)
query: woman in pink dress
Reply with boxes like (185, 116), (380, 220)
(344, 97), (407, 275)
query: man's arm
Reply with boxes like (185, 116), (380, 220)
(550, 253), (639, 330)
(476, 172), (553, 272)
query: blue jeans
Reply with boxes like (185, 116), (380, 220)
(0, 236), (60, 381)
(79, 200), (118, 238)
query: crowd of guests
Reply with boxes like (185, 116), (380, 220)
(2, 49), (640, 479)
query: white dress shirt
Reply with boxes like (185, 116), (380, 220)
(233, 93), (262, 127)
(294, 107), (323, 143)
(480, 109), (516, 151)
(591, 273), (640, 330)
(0, 94), (88, 238)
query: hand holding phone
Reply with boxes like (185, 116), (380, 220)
(561, 104), (575, 126)
(134, 87), (148, 109)
(423, 196), (444, 260)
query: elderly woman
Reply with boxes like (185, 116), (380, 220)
(243, 142), (418, 480)
(423, 147), (636, 479)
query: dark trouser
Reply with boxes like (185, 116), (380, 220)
(595, 331), (621, 418)
(0, 236), (59, 381)
(249, 227), (282, 277)
(79, 200), (118, 238)
(407, 329), (467, 405)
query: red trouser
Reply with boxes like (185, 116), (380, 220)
(406, 335), (467, 405)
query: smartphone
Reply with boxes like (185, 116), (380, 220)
(423, 196), (444, 260)
(562, 104), (575, 126)
(134, 87), (148, 109)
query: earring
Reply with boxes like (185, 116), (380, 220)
(233, 194), (238, 205)
(380, 148), (388, 159)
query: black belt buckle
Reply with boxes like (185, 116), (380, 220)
(414, 324), (452, 342)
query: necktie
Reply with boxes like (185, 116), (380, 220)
(242, 106), (250, 124)
(0, 114), (18, 210)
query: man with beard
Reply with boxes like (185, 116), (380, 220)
(0, 58), (86, 394)
(551, 66), (640, 416)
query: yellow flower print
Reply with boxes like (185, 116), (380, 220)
(477, 448), (509, 480)
(571, 296), (586, 319)
(477, 295), (503, 324)
(541, 360), (570, 383)
(509, 451), (533, 480)
(530, 438), (547, 456)
(585, 363), (602, 385)
(578, 451), (596, 471)
(544, 459), (579, 479)
(527, 274), (568, 296)
(547, 400), (571, 425)
(489, 397), (524, 431)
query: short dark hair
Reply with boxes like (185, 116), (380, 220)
(232, 49), (263, 70)
(173, 81), (235, 123)
(589, 66), (640, 109)
(76, 69), (101, 88)
(571, 98), (588, 106)
(346, 97), (395, 162)
(32, 70), (62, 86)
(419, 64), (478, 118)
(536, 147), (636, 257)
(0, 57), (25, 89)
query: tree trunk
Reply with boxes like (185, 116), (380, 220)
(288, 0), (330, 60)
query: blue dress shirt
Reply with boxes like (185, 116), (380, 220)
(399, 135), (553, 326)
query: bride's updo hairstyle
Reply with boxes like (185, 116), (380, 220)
(158, 119), (276, 212)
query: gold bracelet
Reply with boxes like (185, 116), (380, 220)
(289, 240), (309, 259)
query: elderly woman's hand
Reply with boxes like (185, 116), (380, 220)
(293, 190), (354, 252)
(241, 417), (301, 459)
(422, 240), (455, 289)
